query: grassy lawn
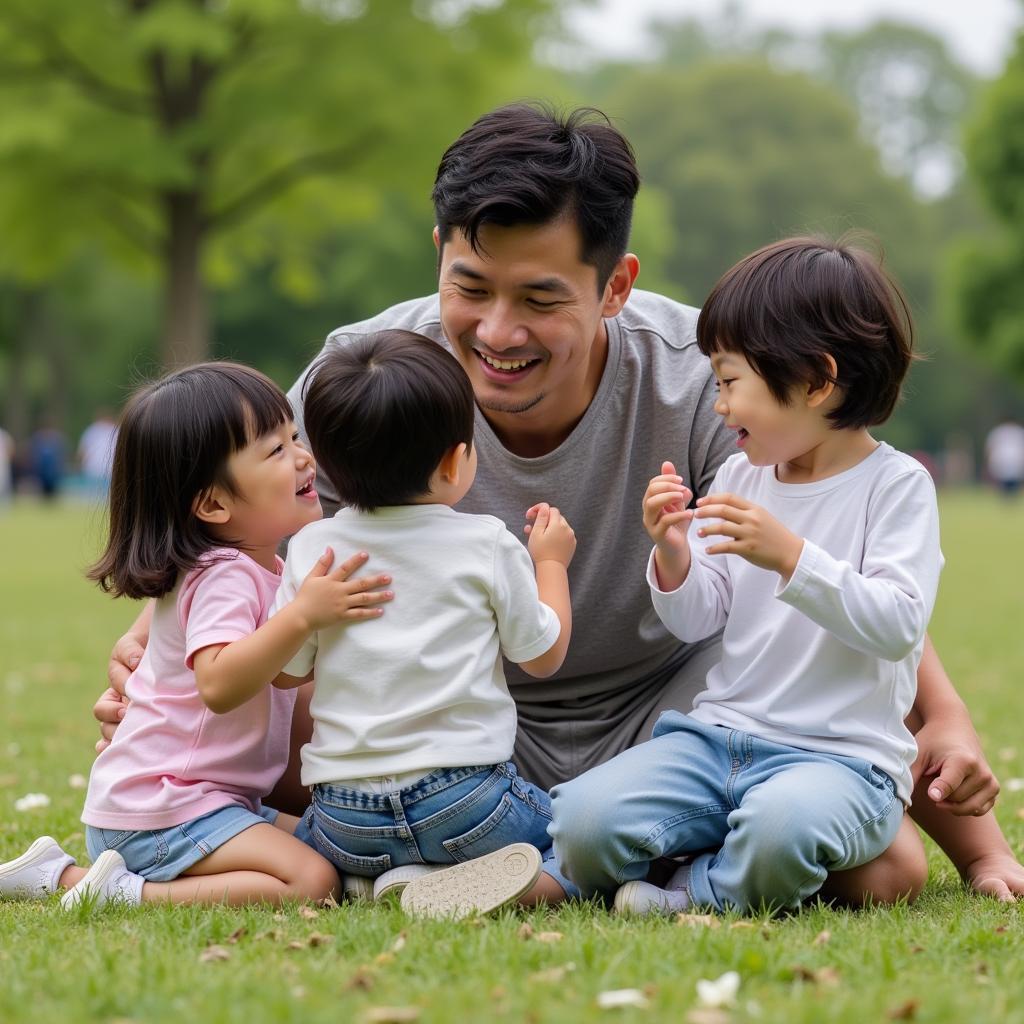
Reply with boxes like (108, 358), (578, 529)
(1, 492), (1023, 1024)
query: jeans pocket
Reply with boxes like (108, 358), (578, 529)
(441, 791), (553, 863)
(310, 807), (394, 877)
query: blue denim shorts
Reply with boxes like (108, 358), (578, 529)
(295, 761), (553, 878)
(85, 803), (278, 881)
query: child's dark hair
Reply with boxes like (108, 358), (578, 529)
(88, 362), (293, 600)
(303, 330), (475, 512)
(696, 236), (915, 429)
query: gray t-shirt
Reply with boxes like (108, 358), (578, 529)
(289, 289), (735, 785)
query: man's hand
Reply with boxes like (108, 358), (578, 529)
(694, 492), (804, 582)
(911, 712), (1000, 817)
(289, 548), (394, 632)
(642, 460), (693, 591)
(94, 626), (146, 752)
(524, 503), (576, 568)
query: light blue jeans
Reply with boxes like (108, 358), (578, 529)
(549, 712), (903, 912)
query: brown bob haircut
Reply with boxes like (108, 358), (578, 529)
(696, 236), (915, 429)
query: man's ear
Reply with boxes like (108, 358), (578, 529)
(433, 225), (441, 253)
(806, 354), (838, 408)
(601, 253), (640, 318)
(192, 487), (231, 526)
(437, 442), (468, 485)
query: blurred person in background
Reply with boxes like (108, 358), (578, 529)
(29, 421), (67, 501)
(985, 417), (1024, 498)
(78, 408), (118, 495)
(0, 426), (13, 504)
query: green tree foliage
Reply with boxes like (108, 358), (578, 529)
(0, 0), (555, 368)
(952, 31), (1024, 386)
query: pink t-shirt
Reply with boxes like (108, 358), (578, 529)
(82, 549), (297, 830)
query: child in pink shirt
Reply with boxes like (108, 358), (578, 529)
(0, 362), (392, 909)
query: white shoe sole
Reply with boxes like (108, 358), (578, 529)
(613, 879), (686, 916)
(60, 850), (128, 911)
(400, 843), (542, 920)
(373, 864), (445, 901)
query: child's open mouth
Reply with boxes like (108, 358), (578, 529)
(736, 428), (749, 447)
(296, 479), (317, 499)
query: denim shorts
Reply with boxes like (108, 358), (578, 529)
(85, 803), (278, 881)
(295, 761), (553, 878)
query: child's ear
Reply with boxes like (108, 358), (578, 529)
(806, 354), (838, 409)
(437, 442), (468, 484)
(192, 487), (231, 525)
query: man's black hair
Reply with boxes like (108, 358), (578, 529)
(432, 103), (640, 292)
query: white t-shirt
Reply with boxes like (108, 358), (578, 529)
(274, 504), (561, 785)
(647, 444), (943, 803)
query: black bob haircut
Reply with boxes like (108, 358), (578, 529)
(431, 102), (640, 293)
(696, 235), (915, 430)
(303, 330), (475, 513)
(88, 362), (294, 600)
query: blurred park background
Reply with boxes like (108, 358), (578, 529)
(1, 0), (1024, 496)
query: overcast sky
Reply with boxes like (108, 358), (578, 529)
(568, 0), (1022, 75)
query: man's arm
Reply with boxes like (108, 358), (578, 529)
(908, 636), (1024, 900)
(94, 601), (153, 751)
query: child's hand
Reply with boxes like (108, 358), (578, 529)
(643, 460), (693, 591)
(525, 503), (576, 568)
(291, 548), (394, 631)
(694, 493), (804, 581)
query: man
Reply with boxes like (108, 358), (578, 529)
(99, 103), (1023, 902)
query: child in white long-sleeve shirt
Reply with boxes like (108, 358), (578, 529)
(549, 235), (943, 914)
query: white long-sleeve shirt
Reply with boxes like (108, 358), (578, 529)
(647, 444), (943, 803)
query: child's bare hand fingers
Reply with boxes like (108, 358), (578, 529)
(694, 503), (747, 524)
(343, 606), (387, 620)
(328, 550), (370, 580)
(705, 541), (739, 556)
(697, 492), (749, 509)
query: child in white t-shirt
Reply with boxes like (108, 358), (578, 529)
(0, 362), (392, 909)
(278, 329), (578, 917)
(549, 236), (943, 914)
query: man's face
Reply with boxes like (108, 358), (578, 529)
(436, 219), (632, 439)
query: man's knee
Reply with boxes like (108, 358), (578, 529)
(821, 816), (927, 907)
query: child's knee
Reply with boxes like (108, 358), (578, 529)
(294, 853), (340, 901)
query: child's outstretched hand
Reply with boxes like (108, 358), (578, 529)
(525, 503), (576, 568)
(643, 460), (693, 591)
(292, 548), (394, 631)
(694, 493), (803, 581)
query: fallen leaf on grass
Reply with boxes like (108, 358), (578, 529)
(391, 931), (407, 953)
(696, 972), (740, 1008)
(528, 962), (577, 984)
(254, 929), (283, 943)
(374, 951), (396, 966)
(686, 1010), (730, 1024)
(298, 905), (320, 920)
(344, 967), (376, 992)
(1006, 778), (1024, 792)
(596, 989), (650, 1010)
(677, 914), (721, 930)
(363, 1007), (421, 1023)
(728, 921), (755, 931)
(198, 945), (231, 963)
(812, 930), (831, 947)
(534, 930), (564, 943)
(887, 1000), (919, 1020)
(68, 773), (87, 789)
(308, 932), (334, 947)
(287, 941), (306, 951)
(517, 923), (535, 940)
(225, 926), (247, 944)
(790, 965), (840, 987)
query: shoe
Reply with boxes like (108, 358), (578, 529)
(60, 850), (144, 911)
(0, 836), (75, 899)
(400, 843), (542, 920)
(342, 874), (374, 901)
(373, 864), (445, 901)
(613, 879), (691, 916)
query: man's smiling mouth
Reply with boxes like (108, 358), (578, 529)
(478, 352), (539, 372)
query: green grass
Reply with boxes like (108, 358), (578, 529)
(1, 493), (1023, 1024)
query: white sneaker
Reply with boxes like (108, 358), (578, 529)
(613, 880), (691, 916)
(60, 850), (144, 911)
(373, 864), (446, 901)
(342, 874), (375, 901)
(0, 836), (75, 899)
(400, 843), (542, 920)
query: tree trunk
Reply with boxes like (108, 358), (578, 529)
(160, 189), (209, 368)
